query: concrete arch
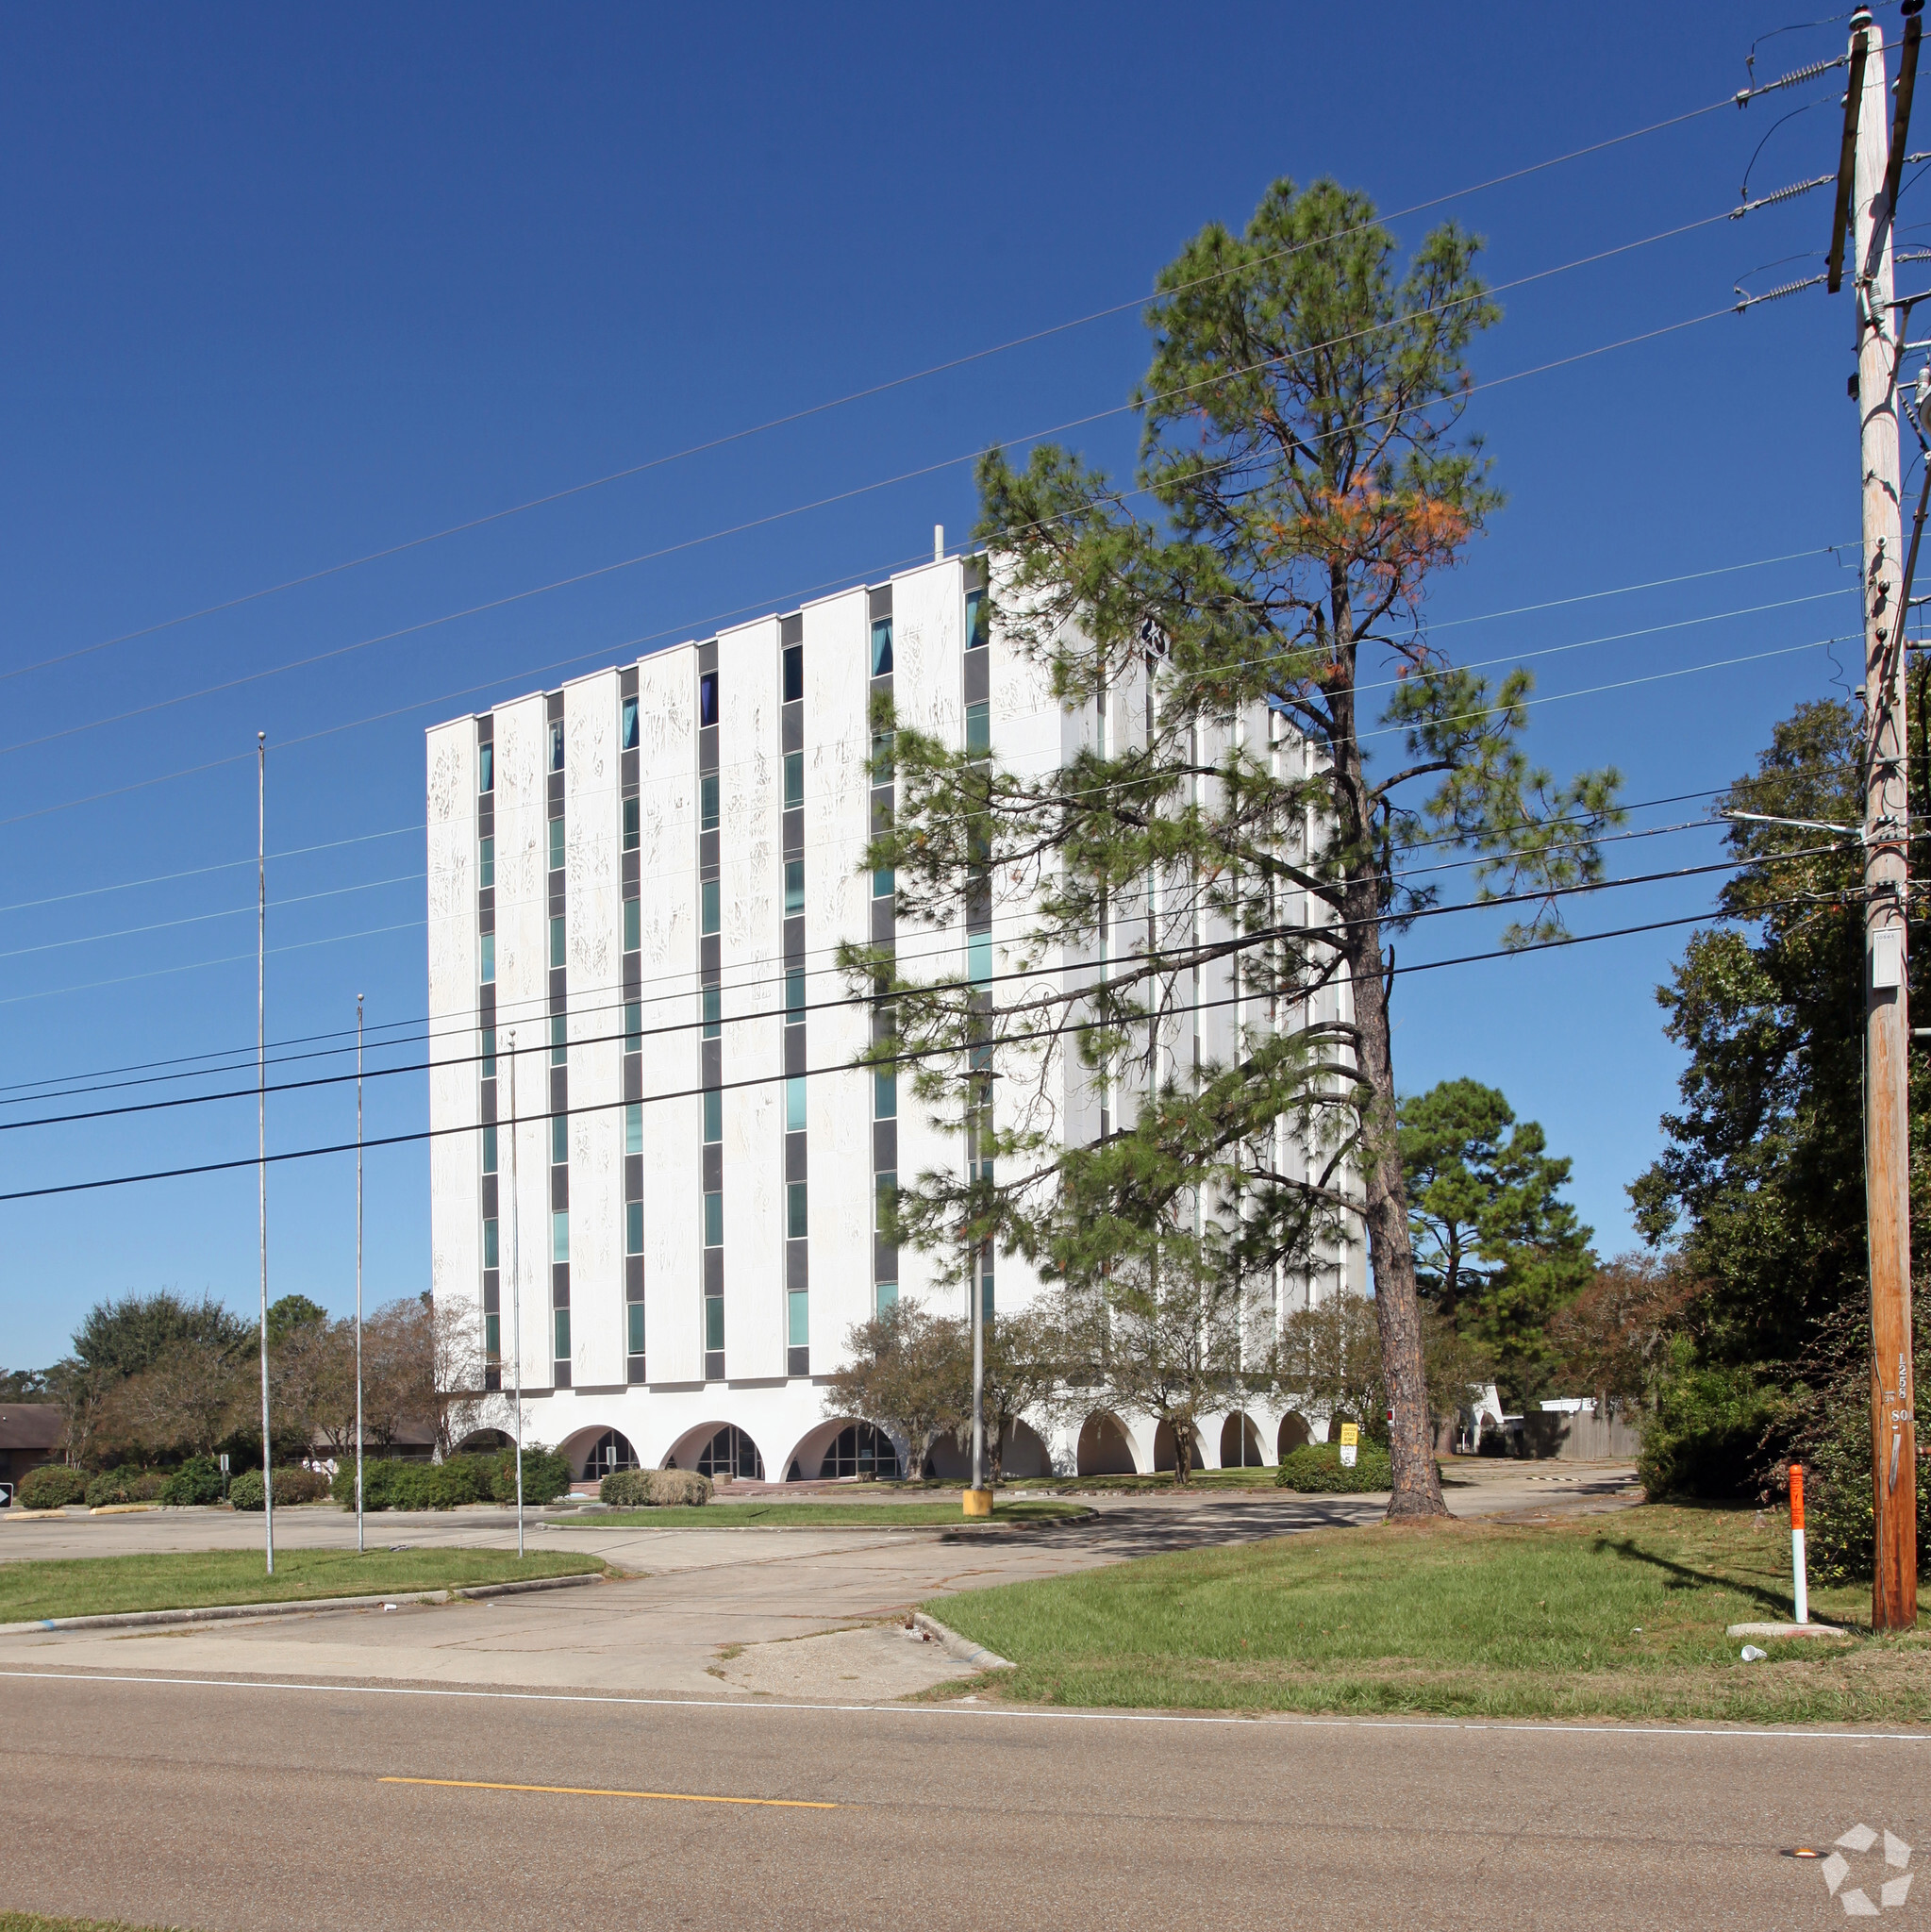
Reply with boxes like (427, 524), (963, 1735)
(927, 1417), (1053, 1481)
(1220, 1412), (1265, 1469)
(662, 1420), (765, 1481)
(555, 1424), (638, 1481)
(1153, 1419), (1207, 1474)
(1077, 1409), (1138, 1476)
(1277, 1412), (1312, 1457)
(782, 1417), (903, 1483)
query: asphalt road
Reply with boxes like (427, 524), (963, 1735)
(3, 1668), (1923, 1931)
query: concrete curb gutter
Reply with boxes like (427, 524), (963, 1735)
(0, 1569), (603, 1636)
(911, 1610), (1016, 1673)
(1725, 1620), (1852, 1640)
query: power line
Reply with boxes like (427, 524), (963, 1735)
(0, 890), (1814, 1207)
(8, 86), (1746, 699)
(8, 583), (1839, 974)
(0, 844), (1854, 1139)
(0, 218), (1746, 768)
(0, 776), (1738, 1108)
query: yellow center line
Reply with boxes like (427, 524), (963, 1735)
(379, 1775), (838, 1809)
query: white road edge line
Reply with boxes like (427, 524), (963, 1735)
(2, 1668), (1926, 1743)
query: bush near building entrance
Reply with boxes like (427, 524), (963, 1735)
(598, 1468), (711, 1507)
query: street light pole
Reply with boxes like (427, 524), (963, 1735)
(257, 730), (274, 1576)
(960, 1067), (998, 1517)
(507, 1027), (524, 1559)
(355, 992), (365, 1557)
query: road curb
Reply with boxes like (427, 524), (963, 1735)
(0, 1568), (603, 1635)
(912, 1609), (1016, 1673)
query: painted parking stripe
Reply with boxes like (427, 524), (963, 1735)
(380, 1774), (837, 1808)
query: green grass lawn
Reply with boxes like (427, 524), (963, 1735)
(925, 1503), (1931, 1724)
(0, 1547), (603, 1624)
(0, 1916), (183, 1932)
(558, 1499), (1086, 1528)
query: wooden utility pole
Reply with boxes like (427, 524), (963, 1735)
(1840, 3), (1919, 1629)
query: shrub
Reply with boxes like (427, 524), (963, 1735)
(326, 1447), (574, 1513)
(489, 1448), (572, 1506)
(1636, 1357), (1784, 1499)
(158, 1457), (225, 1506)
(16, 1463), (87, 1509)
(599, 1467), (711, 1507)
(226, 1465), (333, 1511)
(1274, 1442), (1395, 1493)
(85, 1465), (164, 1507)
(275, 1465), (333, 1504)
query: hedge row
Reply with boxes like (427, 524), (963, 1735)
(327, 1449), (570, 1511)
(598, 1468), (711, 1507)
(228, 1465), (333, 1510)
(1274, 1442), (1395, 1492)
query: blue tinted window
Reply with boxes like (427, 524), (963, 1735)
(966, 702), (990, 757)
(786, 1075), (807, 1133)
(479, 836), (494, 889)
(699, 671), (718, 727)
(625, 1102), (642, 1155)
(701, 880), (720, 935)
(965, 588), (988, 651)
(703, 1191), (724, 1247)
(785, 859), (805, 916)
(627, 1303), (646, 1354)
(871, 618), (893, 676)
(705, 1296), (724, 1350)
(554, 1308), (571, 1358)
(788, 1291), (808, 1348)
(622, 695), (639, 749)
(624, 897), (641, 950)
(478, 741), (493, 792)
(787, 1180), (808, 1240)
(480, 934), (495, 984)
(625, 1201), (644, 1256)
(701, 774), (720, 830)
(703, 1090), (722, 1141)
(874, 1069), (897, 1120)
(552, 1211), (570, 1263)
(482, 1218), (498, 1269)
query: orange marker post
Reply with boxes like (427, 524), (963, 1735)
(1790, 1463), (1809, 1626)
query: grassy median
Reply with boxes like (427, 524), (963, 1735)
(559, 1499), (1086, 1528)
(0, 1547), (603, 1624)
(925, 1503), (1930, 1724)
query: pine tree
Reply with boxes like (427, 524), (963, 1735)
(856, 178), (1620, 1517)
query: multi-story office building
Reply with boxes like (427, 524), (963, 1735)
(425, 546), (1358, 1485)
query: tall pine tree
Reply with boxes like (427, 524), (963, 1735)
(856, 179), (1619, 1515)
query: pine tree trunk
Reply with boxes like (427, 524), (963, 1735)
(1349, 922), (1448, 1519)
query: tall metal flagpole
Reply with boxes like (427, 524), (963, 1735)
(507, 1028), (524, 1558)
(356, 993), (365, 1556)
(257, 731), (275, 1574)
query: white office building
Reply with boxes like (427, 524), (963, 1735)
(424, 545), (1358, 1485)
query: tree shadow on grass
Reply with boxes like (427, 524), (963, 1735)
(1592, 1535), (1790, 1619)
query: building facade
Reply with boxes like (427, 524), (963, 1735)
(425, 549), (1360, 1484)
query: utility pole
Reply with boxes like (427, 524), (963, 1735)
(507, 1028), (524, 1558)
(257, 730), (275, 1576)
(1835, 3), (1919, 1628)
(355, 992), (365, 1557)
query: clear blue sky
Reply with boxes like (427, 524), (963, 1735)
(0, 2), (1879, 1366)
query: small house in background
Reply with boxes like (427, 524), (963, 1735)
(0, 1405), (65, 1502)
